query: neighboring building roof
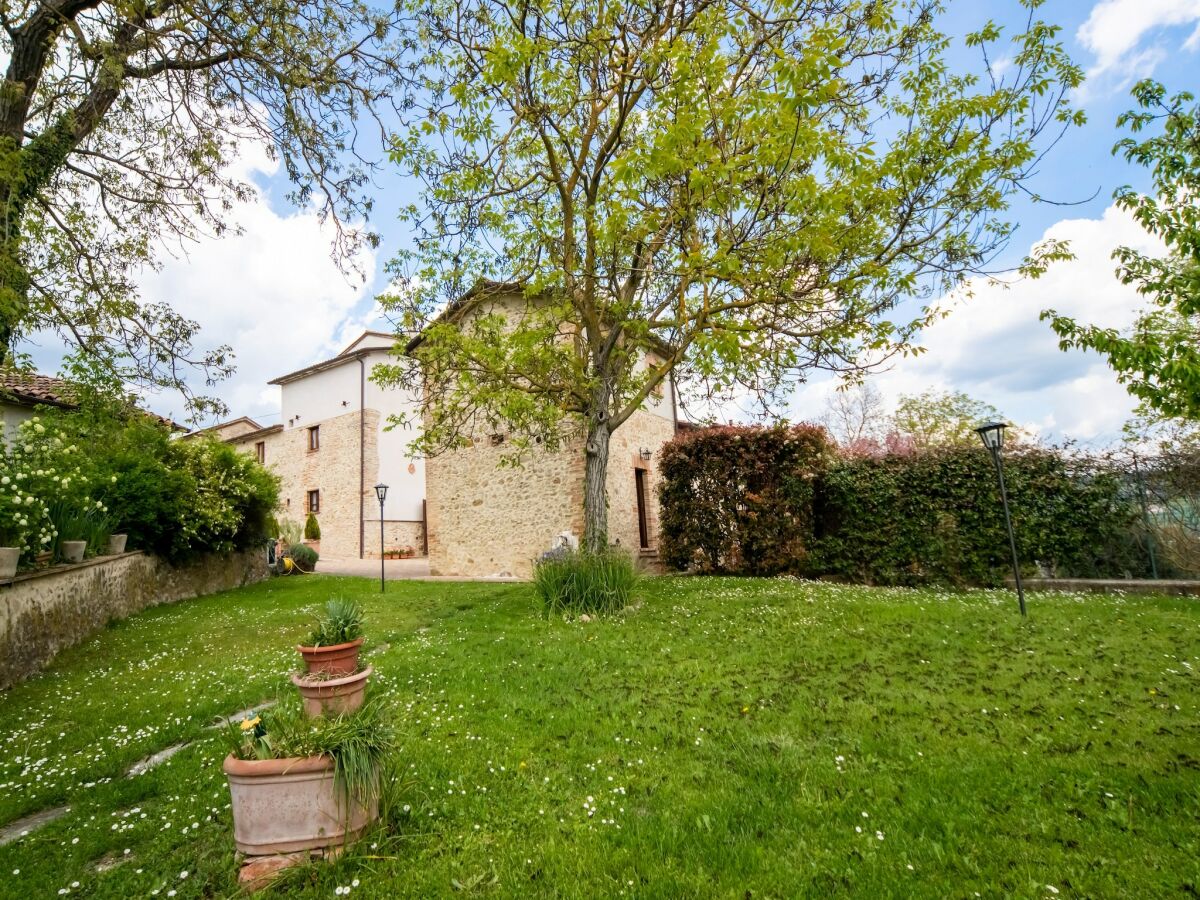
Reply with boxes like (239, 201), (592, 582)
(0, 369), (75, 408)
(182, 416), (264, 440)
(269, 331), (397, 386)
(225, 423), (284, 444)
(405, 280), (522, 354)
(0, 368), (187, 431)
(404, 280), (677, 361)
(339, 330), (397, 356)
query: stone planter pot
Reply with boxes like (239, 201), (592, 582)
(0, 547), (18, 580)
(291, 665), (372, 718)
(61, 540), (86, 564)
(223, 754), (378, 855)
(105, 534), (128, 555)
(297, 639), (363, 677)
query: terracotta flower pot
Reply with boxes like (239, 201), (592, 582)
(0, 547), (18, 580)
(297, 638), (363, 677)
(291, 665), (372, 718)
(105, 534), (128, 555)
(223, 754), (378, 855)
(61, 540), (86, 563)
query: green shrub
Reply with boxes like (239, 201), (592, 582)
(533, 547), (637, 617)
(659, 424), (833, 574)
(286, 543), (319, 572)
(304, 513), (321, 541)
(658, 427), (1145, 586)
(169, 438), (280, 559)
(811, 446), (1143, 586)
(306, 597), (364, 646)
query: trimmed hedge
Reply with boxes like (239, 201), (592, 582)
(811, 446), (1141, 586)
(659, 425), (833, 575)
(659, 426), (1144, 586)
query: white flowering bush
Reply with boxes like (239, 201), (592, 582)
(0, 416), (107, 562)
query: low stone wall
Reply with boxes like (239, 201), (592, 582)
(0, 549), (269, 690)
(362, 520), (426, 559)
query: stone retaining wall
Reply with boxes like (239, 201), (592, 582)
(0, 550), (269, 690)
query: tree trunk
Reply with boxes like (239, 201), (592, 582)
(583, 415), (611, 553)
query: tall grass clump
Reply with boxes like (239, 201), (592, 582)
(533, 547), (638, 617)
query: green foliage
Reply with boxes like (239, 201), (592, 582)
(812, 447), (1143, 587)
(659, 425), (833, 574)
(0, 4), (409, 419)
(1043, 79), (1200, 420)
(891, 390), (1005, 449)
(533, 548), (637, 617)
(306, 597), (365, 647)
(659, 427), (1143, 586)
(278, 518), (304, 547)
(378, 0), (1084, 549)
(170, 438), (280, 558)
(225, 697), (394, 807)
(2, 390), (278, 563)
(304, 512), (322, 541)
(285, 543), (320, 572)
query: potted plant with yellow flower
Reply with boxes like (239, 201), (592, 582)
(222, 699), (390, 855)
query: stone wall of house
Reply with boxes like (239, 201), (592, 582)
(606, 409), (676, 564)
(240, 410), (380, 560)
(427, 431), (585, 577)
(362, 520), (426, 558)
(0, 550), (268, 690)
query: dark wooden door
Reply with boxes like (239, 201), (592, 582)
(635, 469), (650, 549)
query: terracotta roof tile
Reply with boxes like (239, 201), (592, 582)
(0, 370), (73, 407)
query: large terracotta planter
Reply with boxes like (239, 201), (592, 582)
(297, 639), (363, 677)
(105, 534), (128, 555)
(224, 754), (377, 855)
(0, 547), (18, 580)
(291, 665), (372, 717)
(61, 540), (86, 563)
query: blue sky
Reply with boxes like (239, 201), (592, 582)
(28, 0), (1200, 442)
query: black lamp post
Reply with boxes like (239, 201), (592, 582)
(374, 483), (388, 593)
(975, 421), (1026, 617)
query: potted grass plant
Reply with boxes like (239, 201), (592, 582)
(50, 500), (90, 563)
(297, 598), (365, 676)
(223, 698), (391, 855)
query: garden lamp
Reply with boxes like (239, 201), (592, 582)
(374, 483), (388, 593)
(974, 422), (1026, 617)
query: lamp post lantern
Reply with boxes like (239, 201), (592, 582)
(374, 483), (388, 593)
(975, 421), (1026, 617)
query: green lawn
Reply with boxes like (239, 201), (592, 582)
(0, 575), (1197, 898)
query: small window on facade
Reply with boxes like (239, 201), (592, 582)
(648, 356), (665, 400)
(255, 441), (265, 464)
(307, 490), (320, 513)
(307, 426), (320, 451)
(490, 433), (505, 446)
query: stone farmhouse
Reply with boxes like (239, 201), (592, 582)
(185, 331), (427, 562)
(198, 290), (680, 577)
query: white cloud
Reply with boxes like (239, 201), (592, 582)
(1078, 0), (1200, 89)
(136, 146), (379, 425)
(787, 203), (1165, 445)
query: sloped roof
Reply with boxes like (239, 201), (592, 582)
(0, 369), (186, 430)
(269, 331), (397, 386)
(0, 370), (74, 408)
(181, 416), (264, 440)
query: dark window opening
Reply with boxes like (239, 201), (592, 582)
(307, 426), (320, 452)
(307, 490), (320, 513)
(255, 441), (265, 464)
